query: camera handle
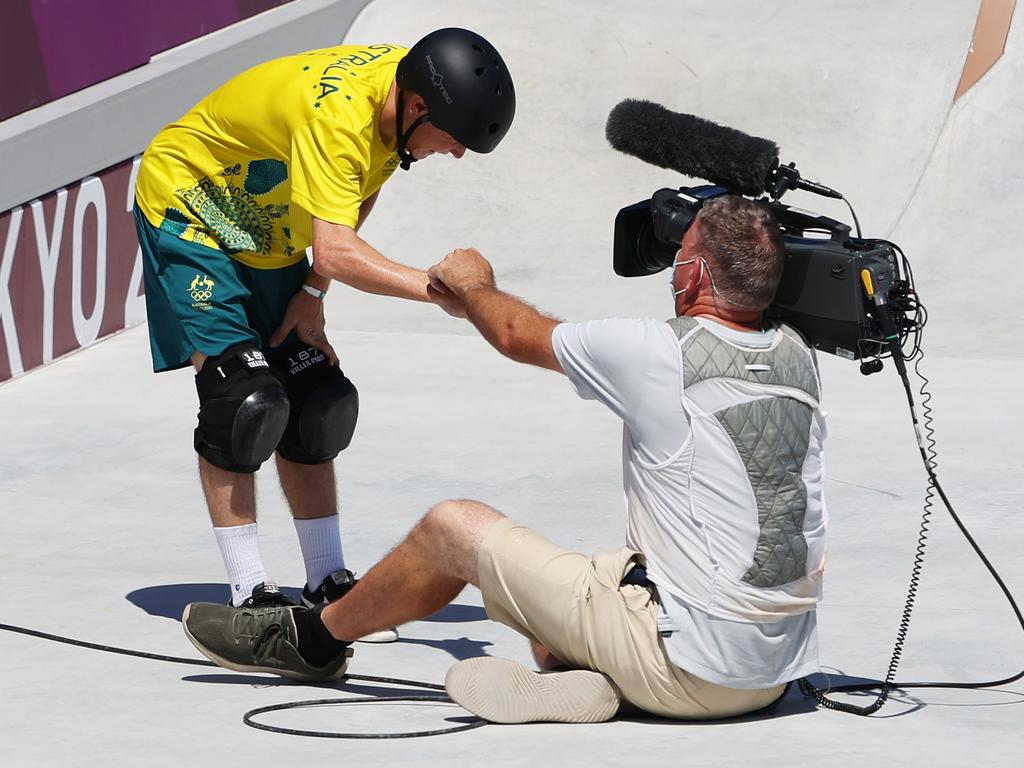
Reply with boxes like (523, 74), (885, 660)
(769, 202), (851, 243)
(767, 160), (845, 201)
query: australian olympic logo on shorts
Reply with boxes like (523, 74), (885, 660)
(189, 274), (216, 310)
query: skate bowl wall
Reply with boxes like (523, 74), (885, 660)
(342, 0), (1005, 341)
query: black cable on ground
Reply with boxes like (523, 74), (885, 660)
(0, 621), (218, 666)
(0, 621), (486, 738)
(798, 351), (1024, 714)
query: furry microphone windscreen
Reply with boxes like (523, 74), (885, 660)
(605, 99), (779, 196)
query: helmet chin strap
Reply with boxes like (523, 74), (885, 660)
(395, 89), (432, 171)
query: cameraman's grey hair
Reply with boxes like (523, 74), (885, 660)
(694, 196), (785, 311)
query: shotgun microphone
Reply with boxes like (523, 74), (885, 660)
(605, 99), (842, 200)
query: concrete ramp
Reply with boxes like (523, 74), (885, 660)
(892, 5), (1024, 358)
(338, 0), (981, 331)
(1, 1), (1021, 766)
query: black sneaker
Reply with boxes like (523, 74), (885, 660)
(236, 582), (297, 609)
(300, 569), (357, 607)
(301, 569), (399, 644)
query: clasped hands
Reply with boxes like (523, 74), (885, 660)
(426, 247), (495, 319)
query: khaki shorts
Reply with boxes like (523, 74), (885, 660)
(477, 517), (787, 719)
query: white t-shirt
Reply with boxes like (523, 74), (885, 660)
(552, 316), (825, 688)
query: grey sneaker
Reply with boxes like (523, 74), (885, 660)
(301, 569), (399, 644)
(182, 602), (352, 682)
(445, 657), (621, 724)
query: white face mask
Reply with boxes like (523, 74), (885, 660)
(669, 250), (704, 300)
(670, 249), (752, 309)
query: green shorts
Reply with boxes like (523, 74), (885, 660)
(134, 204), (309, 372)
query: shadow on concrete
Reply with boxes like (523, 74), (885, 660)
(788, 674), (1024, 716)
(128, 583), (487, 627)
(617, 673), (940, 724)
(795, 673), (928, 718)
(181, 673), (446, 699)
(615, 678), (827, 726)
(421, 603), (488, 623)
(397, 635), (494, 661)
(128, 583), (242, 619)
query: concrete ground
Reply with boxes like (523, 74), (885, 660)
(2, 1), (1022, 765)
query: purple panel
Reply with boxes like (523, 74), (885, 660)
(144, 0), (241, 59)
(145, 0), (296, 56)
(5, 0), (296, 118)
(0, 0), (52, 120)
(236, 0), (294, 19)
(28, 0), (241, 100)
(29, 0), (151, 99)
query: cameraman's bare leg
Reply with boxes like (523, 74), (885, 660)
(317, 502), (614, 723)
(192, 351), (267, 604)
(320, 499), (502, 641)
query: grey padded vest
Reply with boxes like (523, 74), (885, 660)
(667, 317), (821, 588)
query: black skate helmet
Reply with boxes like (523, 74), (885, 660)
(394, 27), (515, 169)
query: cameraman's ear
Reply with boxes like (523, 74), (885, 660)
(682, 258), (704, 297)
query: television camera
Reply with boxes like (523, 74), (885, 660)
(607, 99), (925, 374)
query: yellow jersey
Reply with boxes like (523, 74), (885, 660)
(136, 44), (406, 269)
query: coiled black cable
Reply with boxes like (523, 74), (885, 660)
(0, 621), (486, 738)
(799, 349), (1024, 714)
(243, 696), (485, 739)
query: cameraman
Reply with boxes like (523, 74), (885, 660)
(183, 196), (828, 724)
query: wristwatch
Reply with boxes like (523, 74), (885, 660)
(301, 283), (327, 300)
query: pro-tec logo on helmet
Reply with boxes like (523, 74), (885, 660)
(425, 55), (453, 104)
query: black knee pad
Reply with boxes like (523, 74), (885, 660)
(268, 343), (358, 464)
(194, 343), (290, 473)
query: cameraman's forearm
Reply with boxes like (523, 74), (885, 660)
(462, 287), (562, 371)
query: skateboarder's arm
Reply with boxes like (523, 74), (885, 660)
(310, 216), (430, 302)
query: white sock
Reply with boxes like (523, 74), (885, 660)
(293, 514), (345, 590)
(213, 523), (268, 607)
